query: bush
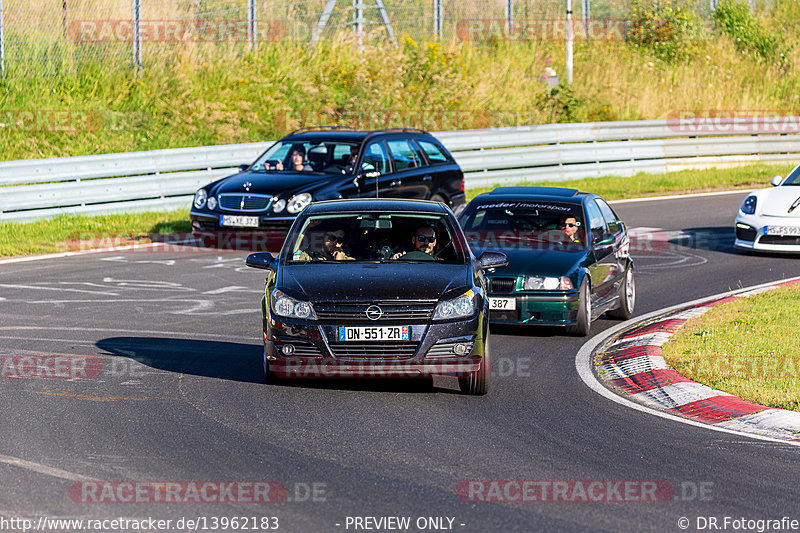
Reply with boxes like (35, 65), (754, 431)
(713, 0), (791, 69)
(626, 0), (701, 62)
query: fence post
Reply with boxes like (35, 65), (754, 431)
(132, 0), (141, 69)
(582, 0), (589, 39)
(0, 0), (4, 77)
(566, 0), (573, 84)
(433, 0), (442, 40)
(504, 0), (513, 32)
(248, 0), (257, 50)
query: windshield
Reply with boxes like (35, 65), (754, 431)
(460, 201), (587, 250)
(286, 213), (466, 264)
(782, 163), (800, 185)
(250, 140), (361, 174)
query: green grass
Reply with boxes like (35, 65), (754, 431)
(0, 210), (190, 257)
(466, 162), (796, 200)
(662, 283), (800, 412)
(2, 161), (792, 258)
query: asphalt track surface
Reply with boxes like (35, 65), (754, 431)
(1, 191), (799, 533)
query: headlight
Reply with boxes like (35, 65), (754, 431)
(433, 290), (476, 320)
(272, 198), (286, 213)
(207, 196), (217, 210)
(287, 193), (313, 214)
(523, 276), (573, 290)
(193, 189), (207, 209)
(740, 195), (757, 215)
(271, 290), (316, 320)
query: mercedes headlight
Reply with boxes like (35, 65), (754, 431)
(287, 193), (313, 214)
(523, 276), (573, 290)
(740, 195), (757, 215)
(272, 198), (286, 213)
(271, 290), (316, 320)
(207, 196), (217, 210)
(433, 290), (476, 320)
(193, 189), (207, 209)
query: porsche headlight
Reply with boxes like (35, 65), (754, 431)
(287, 193), (313, 214)
(271, 290), (316, 320)
(740, 195), (757, 215)
(523, 276), (573, 290)
(433, 290), (476, 320)
(193, 189), (208, 209)
(272, 198), (287, 213)
(207, 196), (217, 211)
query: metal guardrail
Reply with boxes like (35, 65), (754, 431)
(2, 118), (799, 222)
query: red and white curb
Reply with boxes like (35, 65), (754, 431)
(576, 276), (800, 445)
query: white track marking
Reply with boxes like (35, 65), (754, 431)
(575, 275), (800, 447)
(0, 454), (97, 482)
(0, 326), (244, 340)
(202, 286), (261, 295)
(609, 189), (750, 204)
(0, 284), (119, 296)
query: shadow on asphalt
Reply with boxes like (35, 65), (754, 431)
(95, 336), (451, 394)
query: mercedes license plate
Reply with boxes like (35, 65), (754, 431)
(338, 326), (409, 342)
(489, 297), (516, 310)
(765, 225), (800, 236)
(220, 215), (259, 228)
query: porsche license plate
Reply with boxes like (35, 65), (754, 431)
(220, 215), (259, 228)
(489, 297), (516, 310)
(765, 225), (800, 236)
(338, 326), (409, 342)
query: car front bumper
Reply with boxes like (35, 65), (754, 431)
(488, 291), (581, 326)
(734, 214), (800, 253)
(190, 210), (296, 233)
(263, 314), (486, 378)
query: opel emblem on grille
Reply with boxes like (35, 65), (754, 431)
(365, 305), (383, 321)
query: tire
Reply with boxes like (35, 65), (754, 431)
(459, 335), (490, 395)
(262, 350), (277, 384)
(566, 278), (591, 337)
(607, 265), (635, 320)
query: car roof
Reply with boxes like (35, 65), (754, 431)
(474, 186), (588, 204)
(305, 198), (449, 215)
(282, 128), (433, 144)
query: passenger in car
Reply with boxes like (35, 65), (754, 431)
(558, 216), (582, 244)
(294, 228), (354, 261)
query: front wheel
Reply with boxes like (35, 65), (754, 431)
(607, 265), (635, 320)
(566, 278), (591, 337)
(459, 336), (490, 395)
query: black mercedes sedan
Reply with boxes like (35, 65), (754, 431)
(191, 128), (466, 234)
(244, 198), (507, 395)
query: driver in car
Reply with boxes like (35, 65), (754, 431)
(391, 225), (437, 260)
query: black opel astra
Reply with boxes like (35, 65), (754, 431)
(245, 198), (507, 395)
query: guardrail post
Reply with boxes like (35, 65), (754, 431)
(248, 0), (257, 50)
(504, 0), (513, 32)
(0, 0), (5, 77)
(566, 0), (573, 84)
(582, 0), (590, 39)
(353, 0), (364, 46)
(433, 0), (442, 40)
(132, 0), (141, 69)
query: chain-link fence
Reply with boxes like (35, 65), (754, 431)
(0, 0), (773, 76)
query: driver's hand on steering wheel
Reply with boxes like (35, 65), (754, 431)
(390, 251), (407, 260)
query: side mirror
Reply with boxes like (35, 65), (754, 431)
(476, 251), (508, 271)
(593, 232), (614, 246)
(239, 164), (250, 172)
(770, 175), (783, 186)
(246, 252), (277, 271)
